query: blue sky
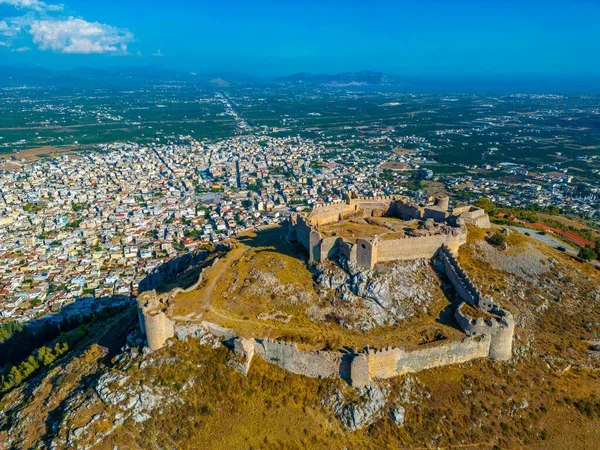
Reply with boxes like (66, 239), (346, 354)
(1, 0), (599, 77)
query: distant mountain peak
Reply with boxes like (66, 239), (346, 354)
(275, 71), (401, 85)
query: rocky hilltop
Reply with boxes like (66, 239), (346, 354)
(1, 228), (600, 449)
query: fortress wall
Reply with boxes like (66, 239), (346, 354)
(338, 240), (355, 261)
(139, 250), (210, 292)
(435, 196), (450, 211)
(137, 308), (147, 336)
(390, 201), (423, 220)
(309, 229), (323, 261)
(396, 336), (491, 375)
(350, 354), (371, 387)
(294, 216), (312, 252)
(423, 207), (449, 223)
(450, 207), (491, 229)
(293, 216), (322, 261)
(463, 213), (491, 229)
(377, 234), (452, 262)
(454, 305), (515, 362)
(308, 203), (353, 226)
(356, 199), (395, 217)
(488, 320), (514, 361)
(320, 236), (341, 261)
(440, 247), (480, 306)
(256, 339), (341, 379)
(367, 347), (404, 379)
(452, 206), (472, 215)
(360, 337), (491, 382)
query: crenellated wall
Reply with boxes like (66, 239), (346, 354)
(376, 231), (466, 263)
(439, 245), (481, 306)
(454, 304), (515, 361)
(438, 245), (514, 362)
(353, 336), (492, 387)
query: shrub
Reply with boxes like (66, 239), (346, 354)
(486, 232), (506, 248)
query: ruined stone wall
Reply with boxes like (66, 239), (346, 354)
(396, 336), (491, 374)
(452, 206), (472, 216)
(390, 201), (423, 220)
(293, 216), (322, 261)
(454, 304), (515, 362)
(138, 250), (210, 292)
(137, 254), (220, 351)
(441, 246), (515, 362)
(293, 215), (312, 252)
(307, 202), (354, 226)
(376, 230), (466, 264)
(448, 207), (491, 228)
(355, 198), (396, 218)
(440, 246), (481, 306)
(255, 339), (342, 379)
(423, 207), (449, 223)
(142, 310), (175, 351)
(462, 210), (491, 228)
(320, 236), (342, 261)
(435, 196), (450, 211)
(350, 337), (492, 387)
(137, 290), (176, 351)
(338, 240), (356, 261)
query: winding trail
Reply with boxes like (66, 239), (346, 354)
(171, 224), (280, 320)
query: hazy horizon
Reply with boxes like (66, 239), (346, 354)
(2, 0), (600, 80)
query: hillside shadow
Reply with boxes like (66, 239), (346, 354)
(236, 225), (309, 262)
(140, 246), (229, 294)
(0, 295), (132, 369)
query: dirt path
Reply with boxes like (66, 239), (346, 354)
(171, 225), (280, 318)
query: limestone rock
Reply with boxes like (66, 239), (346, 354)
(324, 383), (390, 431)
(389, 406), (406, 427)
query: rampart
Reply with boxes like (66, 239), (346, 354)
(356, 336), (492, 387)
(448, 206), (491, 228)
(255, 338), (342, 379)
(438, 245), (515, 362)
(439, 245), (482, 306)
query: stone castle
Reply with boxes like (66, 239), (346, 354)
(287, 192), (490, 270)
(136, 194), (515, 389)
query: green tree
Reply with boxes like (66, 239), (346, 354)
(578, 245), (596, 261)
(475, 197), (496, 214)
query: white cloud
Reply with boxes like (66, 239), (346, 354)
(0, 0), (63, 12)
(0, 20), (21, 37)
(28, 17), (133, 54)
(12, 45), (29, 51)
(0, 40), (10, 47)
(152, 49), (164, 57)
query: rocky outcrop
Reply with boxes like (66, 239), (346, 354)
(323, 383), (390, 431)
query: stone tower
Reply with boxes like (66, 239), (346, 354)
(137, 290), (175, 351)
